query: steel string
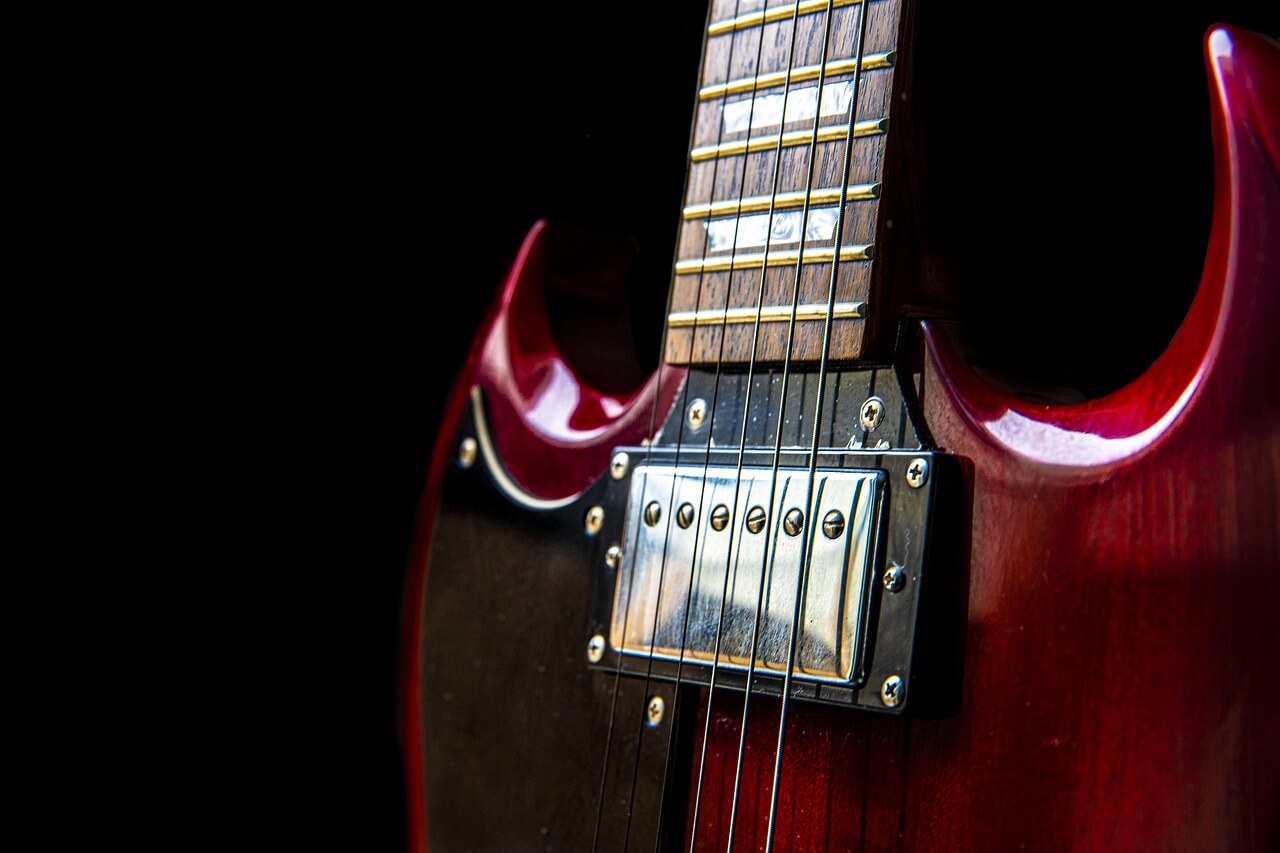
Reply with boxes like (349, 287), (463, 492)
(591, 0), (760, 848)
(614, 0), (777, 848)
(761, 1), (873, 848)
(588, 3), (722, 848)
(682, 5), (814, 849)
(722, 3), (842, 849)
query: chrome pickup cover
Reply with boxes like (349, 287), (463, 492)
(612, 464), (883, 687)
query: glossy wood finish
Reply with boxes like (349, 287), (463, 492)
(686, 25), (1280, 850)
(401, 221), (686, 851)
(464, 220), (684, 503)
(406, 20), (1279, 853)
(666, 0), (909, 366)
(416, 435), (679, 851)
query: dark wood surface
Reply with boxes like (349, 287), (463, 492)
(666, 0), (906, 366)
(418, 437), (676, 852)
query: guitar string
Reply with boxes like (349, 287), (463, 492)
(762, 1), (873, 848)
(619, 2), (791, 848)
(588, 2), (721, 846)
(724, 2), (841, 848)
(683, 3), (813, 849)
(589, 0), (742, 847)
(670, 4), (808, 845)
(614, 0), (771, 847)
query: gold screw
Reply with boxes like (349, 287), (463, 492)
(458, 437), (478, 469)
(906, 458), (929, 489)
(687, 398), (708, 430)
(646, 695), (665, 727)
(860, 397), (885, 431)
(610, 452), (630, 480)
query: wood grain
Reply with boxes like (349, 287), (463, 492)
(666, 0), (906, 366)
(683, 26), (1280, 849)
(407, 10), (1280, 853)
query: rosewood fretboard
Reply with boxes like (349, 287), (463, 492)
(665, 0), (911, 366)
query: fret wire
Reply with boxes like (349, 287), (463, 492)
(707, 0), (866, 36)
(675, 244), (873, 274)
(673, 0), (904, 366)
(668, 301), (866, 327)
(699, 52), (895, 100)
(682, 184), (879, 220)
(690, 118), (886, 162)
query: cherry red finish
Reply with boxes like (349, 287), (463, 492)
(686, 26), (1280, 850)
(470, 220), (685, 502)
(402, 221), (685, 851)
(407, 25), (1278, 852)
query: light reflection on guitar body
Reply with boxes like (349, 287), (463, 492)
(404, 14), (1280, 852)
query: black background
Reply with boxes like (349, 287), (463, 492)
(273, 3), (1275, 846)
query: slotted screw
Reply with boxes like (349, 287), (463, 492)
(822, 510), (845, 539)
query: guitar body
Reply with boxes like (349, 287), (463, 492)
(404, 24), (1280, 853)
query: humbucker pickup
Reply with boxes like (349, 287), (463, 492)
(587, 449), (943, 713)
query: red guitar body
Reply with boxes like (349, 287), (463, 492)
(404, 26), (1280, 851)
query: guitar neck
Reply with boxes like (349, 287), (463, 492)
(665, 0), (914, 367)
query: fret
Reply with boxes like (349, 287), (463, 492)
(707, 0), (866, 37)
(668, 301), (866, 328)
(690, 119), (887, 162)
(668, 0), (908, 366)
(699, 52), (896, 101)
(682, 184), (880, 220)
(675, 244), (873, 275)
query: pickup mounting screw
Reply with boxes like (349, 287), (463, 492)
(605, 545), (622, 570)
(883, 563), (906, 592)
(644, 501), (662, 527)
(709, 504), (730, 531)
(906, 457), (929, 489)
(783, 508), (804, 537)
(860, 397), (886, 431)
(822, 510), (845, 539)
(646, 695), (665, 727)
(587, 634), (606, 663)
(881, 674), (904, 707)
(687, 398), (708, 431)
(458, 438), (477, 469)
(745, 506), (767, 534)
(677, 502), (695, 529)
(610, 452), (630, 480)
(584, 505), (604, 536)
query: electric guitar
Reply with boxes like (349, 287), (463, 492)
(403, 2), (1279, 848)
